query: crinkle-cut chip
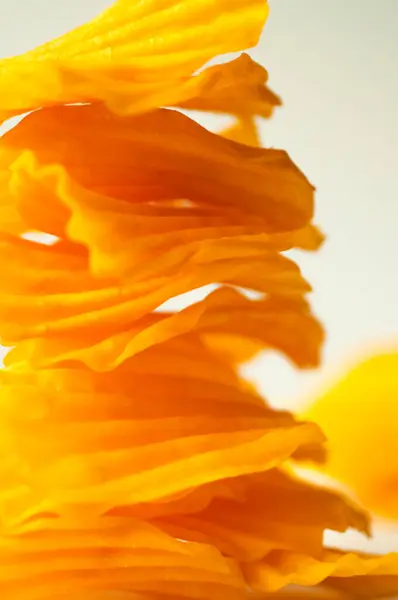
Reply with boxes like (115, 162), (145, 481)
(0, 478), (243, 534)
(197, 293), (323, 368)
(0, 420), (304, 526)
(0, 516), (245, 600)
(1, 414), (321, 497)
(2, 151), (322, 278)
(4, 580), (245, 600)
(242, 471), (369, 536)
(0, 421), (324, 526)
(0, 171), (26, 235)
(0, 228), (319, 349)
(0, 363), (270, 422)
(41, 595), (164, 600)
(0, 233), (108, 296)
(1, 105), (314, 231)
(0, 0), (268, 121)
(302, 351), (398, 521)
(2, 151), (323, 278)
(178, 53), (281, 118)
(327, 572), (398, 598)
(182, 54), (280, 148)
(0, 383), (299, 503)
(0, 221), (310, 302)
(151, 470), (368, 562)
(243, 549), (398, 595)
(1, 516), (199, 555)
(0, 241), (311, 336)
(0, 154), (323, 293)
(108, 479), (249, 522)
(155, 513), (324, 563)
(0, 366), (330, 530)
(2, 151), (323, 258)
(247, 590), (345, 599)
(3, 593), (188, 600)
(0, 414), (296, 461)
(3, 287), (323, 372)
(0, 240), (323, 366)
(0, 368), (315, 528)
